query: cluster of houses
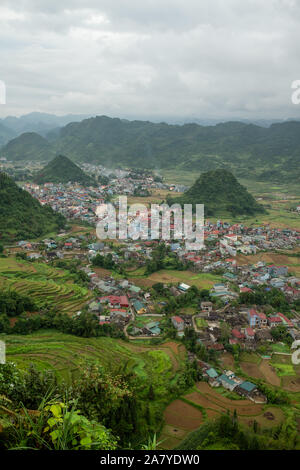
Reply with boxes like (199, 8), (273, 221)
(200, 362), (267, 403)
(22, 182), (106, 224)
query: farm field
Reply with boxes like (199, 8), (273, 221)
(128, 269), (222, 289)
(126, 188), (182, 207)
(160, 380), (287, 449)
(237, 251), (300, 276)
(221, 351), (300, 392)
(0, 330), (186, 393)
(0, 256), (91, 315)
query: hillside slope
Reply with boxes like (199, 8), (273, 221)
(170, 169), (266, 216)
(34, 154), (95, 185)
(1, 132), (54, 161)
(0, 172), (65, 240)
(2, 117), (300, 183)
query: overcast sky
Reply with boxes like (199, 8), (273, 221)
(1, 0), (300, 121)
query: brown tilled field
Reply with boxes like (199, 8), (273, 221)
(259, 360), (281, 387)
(281, 372), (300, 392)
(240, 407), (285, 429)
(163, 399), (204, 430)
(241, 362), (265, 380)
(194, 382), (263, 415)
(220, 352), (236, 369)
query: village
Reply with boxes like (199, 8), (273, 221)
(1, 162), (298, 408)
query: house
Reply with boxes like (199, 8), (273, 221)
(119, 295), (129, 308)
(235, 381), (257, 398)
(27, 252), (42, 260)
(201, 301), (213, 312)
(178, 283), (191, 292)
(248, 309), (267, 328)
(145, 321), (161, 336)
(213, 283), (227, 292)
(268, 316), (282, 328)
(171, 316), (185, 332)
(255, 329), (273, 342)
(64, 242), (73, 249)
(88, 301), (103, 314)
(270, 278), (285, 288)
(240, 287), (252, 294)
(245, 327), (255, 340)
(232, 329), (245, 340)
(217, 374), (237, 391)
(277, 312), (293, 327)
(132, 300), (147, 314)
(268, 265), (288, 277)
(205, 367), (219, 379)
(129, 285), (141, 295)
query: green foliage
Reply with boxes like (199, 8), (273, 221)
(7, 117), (300, 183)
(177, 411), (300, 450)
(239, 286), (290, 312)
(0, 172), (65, 240)
(0, 290), (36, 318)
(92, 253), (116, 270)
(2, 309), (125, 339)
(2, 132), (54, 161)
(3, 398), (117, 450)
(34, 154), (95, 185)
(270, 325), (293, 346)
(170, 170), (265, 216)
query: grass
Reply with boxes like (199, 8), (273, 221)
(239, 352), (261, 364)
(272, 364), (296, 377)
(131, 316), (162, 328)
(271, 343), (292, 354)
(146, 270), (222, 289)
(195, 318), (207, 329)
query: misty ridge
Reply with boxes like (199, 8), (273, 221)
(1, 114), (300, 184)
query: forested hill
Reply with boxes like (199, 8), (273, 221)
(2, 116), (300, 183)
(0, 172), (65, 241)
(169, 170), (266, 216)
(0, 122), (16, 147)
(1, 132), (55, 161)
(34, 155), (95, 185)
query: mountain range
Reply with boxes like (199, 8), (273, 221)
(1, 115), (300, 183)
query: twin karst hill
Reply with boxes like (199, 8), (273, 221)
(170, 169), (266, 217)
(34, 155), (94, 185)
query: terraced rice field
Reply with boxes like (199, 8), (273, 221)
(1, 331), (185, 392)
(0, 257), (91, 315)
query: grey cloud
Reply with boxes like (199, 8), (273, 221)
(0, 0), (300, 120)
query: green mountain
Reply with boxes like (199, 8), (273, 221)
(0, 122), (16, 147)
(2, 116), (300, 183)
(1, 132), (54, 161)
(34, 154), (94, 185)
(1, 112), (92, 137)
(0, 172), (65, 241)
(170, 170), (266, 216)
(54, 117), (300, 182)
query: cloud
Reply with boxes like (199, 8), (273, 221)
(0, 0), (300, 120)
